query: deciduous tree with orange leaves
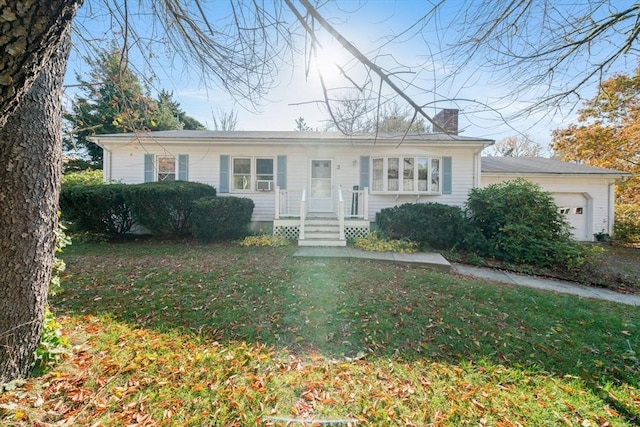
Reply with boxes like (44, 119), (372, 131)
(552, 67), (640, 204)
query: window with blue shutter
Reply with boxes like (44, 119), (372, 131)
(360, 156), (370, 190)
(219, 155), (230, 193)
(442, 156), (452, 194)
(277, 155), (287, 190)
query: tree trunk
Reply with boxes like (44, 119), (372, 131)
(0, 22), (72, 383)
(0, 1), (81, 128)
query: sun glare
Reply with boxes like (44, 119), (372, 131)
(310, 44), (349, 86)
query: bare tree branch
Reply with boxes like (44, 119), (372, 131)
(290, 0), (449, 134)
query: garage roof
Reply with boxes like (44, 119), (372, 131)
(481, 157), (630, 176)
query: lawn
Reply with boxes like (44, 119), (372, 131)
(1, 241), (639, 426)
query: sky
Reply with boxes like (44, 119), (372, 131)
(64, 0), (638, 153)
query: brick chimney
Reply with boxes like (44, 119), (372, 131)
(432, 109), (458, 134)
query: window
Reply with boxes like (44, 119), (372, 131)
(233, 158), (251, 190)
(144, 154), (188, 182)
(372, 158), (384, 191)
(157, 157), (176, 181)
(232, 157), (274, 191)
(431, 158), (440, 192)
(403, 158), (414, 191)
(388, 158), (399, 191)
(371, 156), (442, 194)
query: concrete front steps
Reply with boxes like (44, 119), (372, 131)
(298, 218), (347, 247)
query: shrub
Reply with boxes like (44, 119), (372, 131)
(353, 231), (417, 253)
(125, 181), (217, 236)
(60, 184), (134, 236)
(33, 222), (72, 376)
(614, 204), (640, 243)
(375, 202), (468, 249)
(61, 169), (103, 187)
(192, 196), (254, 243)
(32, 308), (69, 376)
(465, 178), (590, 269)
(240, 234), (290, 247)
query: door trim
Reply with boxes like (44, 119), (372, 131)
(308, 159), (334, 213)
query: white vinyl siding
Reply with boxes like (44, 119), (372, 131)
(101, 137), (485, 223)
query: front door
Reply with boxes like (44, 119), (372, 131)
(309, 159), (333, 213)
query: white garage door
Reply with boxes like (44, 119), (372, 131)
(553, 193), (589, 241)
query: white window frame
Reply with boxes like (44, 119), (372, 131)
(371, 156), (442, 194)
(231, 156), (275, 192)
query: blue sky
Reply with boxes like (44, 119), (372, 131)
(64, 0), (638, 152)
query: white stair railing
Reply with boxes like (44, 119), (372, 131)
(363, 187), (369, 220)
(299, 189), (306, 240)
(338, 187), (345, 240)
(274, 186), (280, 219)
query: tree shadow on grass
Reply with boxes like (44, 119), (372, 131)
(56, 244), (640, 421)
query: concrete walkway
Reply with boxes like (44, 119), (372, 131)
(293, 247), (640, 306)
(294, 246), (451, 272)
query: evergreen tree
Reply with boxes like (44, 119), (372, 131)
(65, 52), (205, 166)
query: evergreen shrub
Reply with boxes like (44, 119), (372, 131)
(192, 196), (254, 243)
(466, 178), (591, 269)
(375, 202), (468, 249)
(125, 181), (217, 236)
(60, 184), (134, 236)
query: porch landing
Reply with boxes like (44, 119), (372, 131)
(293, 247), (451, 272)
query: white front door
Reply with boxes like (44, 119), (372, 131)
(309, 159), (333, 213)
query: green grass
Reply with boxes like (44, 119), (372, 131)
(2, 240), (639, 426)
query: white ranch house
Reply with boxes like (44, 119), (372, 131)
(92, 128), (629, 245)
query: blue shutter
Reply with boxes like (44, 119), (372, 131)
(442, 156), (452, 194)
(219, 155), (230, 193)
(144, 154), (154, 182)
(178, 154), (189, 181)
(276, 155), (287, 189)
(360, 156), (370, 190)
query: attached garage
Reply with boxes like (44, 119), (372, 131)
(553, 193), (590, 241)
(481, 157), (630, 241)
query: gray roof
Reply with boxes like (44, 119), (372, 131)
(481, 156), (629, 176)
(91, 130), (492, 143)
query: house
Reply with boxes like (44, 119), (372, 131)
(481, 156), (631, 241)
(91, 125), (629, 245)
(92, 123), (492, 245)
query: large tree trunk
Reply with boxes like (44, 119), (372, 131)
(0, 1), (80, 128)
(0, 22), (72, 383)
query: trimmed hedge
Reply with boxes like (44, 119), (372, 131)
(375, 202), (468, 250)
(124, 181), (217, 236)
(192, 196), (254, 243)
(59, 184), (134, 236)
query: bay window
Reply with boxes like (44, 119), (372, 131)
(371, 156), (442, 194)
